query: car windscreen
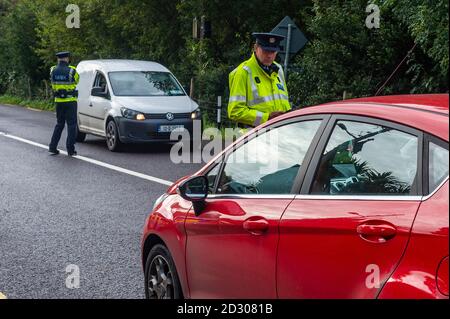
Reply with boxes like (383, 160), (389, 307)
(108, 71), (185, 96)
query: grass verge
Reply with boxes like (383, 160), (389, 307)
(0, 94), (54, 111)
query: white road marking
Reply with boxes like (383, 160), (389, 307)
(0, 292), (6, 299)
(27, 107), (42, 112)
(0, 131), (173, 186)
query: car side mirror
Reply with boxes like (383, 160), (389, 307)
(177, 175), (208, 215)
(91, 86), (108, 98)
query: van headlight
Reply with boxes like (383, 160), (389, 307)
(191, 108), (201, 119)
(121, 107), (145, 120)
(152, 193), (169, 211)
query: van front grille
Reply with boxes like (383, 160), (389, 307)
(144, 112), (191, 120)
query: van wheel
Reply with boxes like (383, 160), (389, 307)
(76, 125), (86, 142)
(106, 120), (122, 152)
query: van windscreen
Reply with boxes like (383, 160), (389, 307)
(108, 71), (185, 96)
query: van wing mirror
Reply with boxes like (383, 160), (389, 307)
(91, 86), (107, 98)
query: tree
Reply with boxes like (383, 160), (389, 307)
(288, 0), (448, 108)
(0, 0), (43, 96)
(0, 0), (447, 111)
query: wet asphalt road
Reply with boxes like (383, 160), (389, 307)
(0, 104), (203, 298)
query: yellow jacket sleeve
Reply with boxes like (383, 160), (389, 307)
(70, 66), (79, 85)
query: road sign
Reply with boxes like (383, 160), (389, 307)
(271, 16), (308, 78)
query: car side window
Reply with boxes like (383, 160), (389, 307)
(94, 72), (108, 93)
(429, 141), (449, 192)
(310, 120), (418, 195)
(216, 120), (322, 195)
(206, 164), (221, 194)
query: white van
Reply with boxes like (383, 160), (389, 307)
(75, 59), (200, 151)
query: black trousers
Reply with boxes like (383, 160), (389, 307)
(49, 101), (77, 153)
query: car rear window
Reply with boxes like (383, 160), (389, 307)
(311, 120), (418, 195)
(429, 142), (449, 192)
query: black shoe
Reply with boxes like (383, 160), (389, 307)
(68, 151), (77, 156)
(49, 149), (60, 155)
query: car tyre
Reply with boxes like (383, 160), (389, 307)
(144, 244), (183, 299)
(106, 119), (122, 152)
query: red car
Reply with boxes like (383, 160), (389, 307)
(141, 94), (449, 299)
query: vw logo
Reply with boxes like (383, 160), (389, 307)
(166, 112), (174, 121)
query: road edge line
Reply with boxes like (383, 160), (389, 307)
(0, 131), (173, 186)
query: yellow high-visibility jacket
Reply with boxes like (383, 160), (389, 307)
(50, 62), (79, 103)
(228, 53), (291, 127)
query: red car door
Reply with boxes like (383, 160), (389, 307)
(185, 197), (293, 298)
(185, 117), (327, 298)
(277, 116), (423, 298)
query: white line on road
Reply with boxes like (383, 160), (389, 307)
(0, 131), (173, 186)
(27, 107), (42, 112)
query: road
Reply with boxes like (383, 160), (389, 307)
(0, 104), (203, 298)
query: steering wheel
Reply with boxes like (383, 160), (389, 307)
(221, 181), (259, 194)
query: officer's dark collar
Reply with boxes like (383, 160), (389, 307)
(254, 54), (279, 75)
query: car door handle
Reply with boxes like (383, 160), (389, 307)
(89, 103), (93, 107)
(243, 218), (269, 235)
(357, 223), (397, 243)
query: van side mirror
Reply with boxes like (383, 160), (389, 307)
(91, 86), (108, 98)
(177, 175), (208, 215)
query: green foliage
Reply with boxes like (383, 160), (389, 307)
(0, 94), (54, 111)
(382, 0), (449, 91)
(288, 0), (448, 107)
(0, 0), (448, 114)
(0, 0), (44, 97)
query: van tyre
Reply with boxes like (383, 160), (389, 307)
(76, 125), (86, 142)
(106, 119), (122, 152)
(144, 244), (183, 299)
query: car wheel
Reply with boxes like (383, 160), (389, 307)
(144, 244), (183, 299)
(76, 125), (86, 142)
(106, 119), (122, 152)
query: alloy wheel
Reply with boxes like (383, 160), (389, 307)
(147, 255), (174, 299)
(106, 121), (116, 149)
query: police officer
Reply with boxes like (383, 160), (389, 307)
(48, 51), (79, 156)
(228, 32), (291, 128)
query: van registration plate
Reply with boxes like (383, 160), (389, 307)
(158, 125), (185, 133)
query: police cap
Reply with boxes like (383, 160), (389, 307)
(252, 32), (285, 52)
(55, 51), (70, 58)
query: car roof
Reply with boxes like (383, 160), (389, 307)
(282, 94), (449, 141)
(77, 59), (169, 73)
(338, 94), (449, 114)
